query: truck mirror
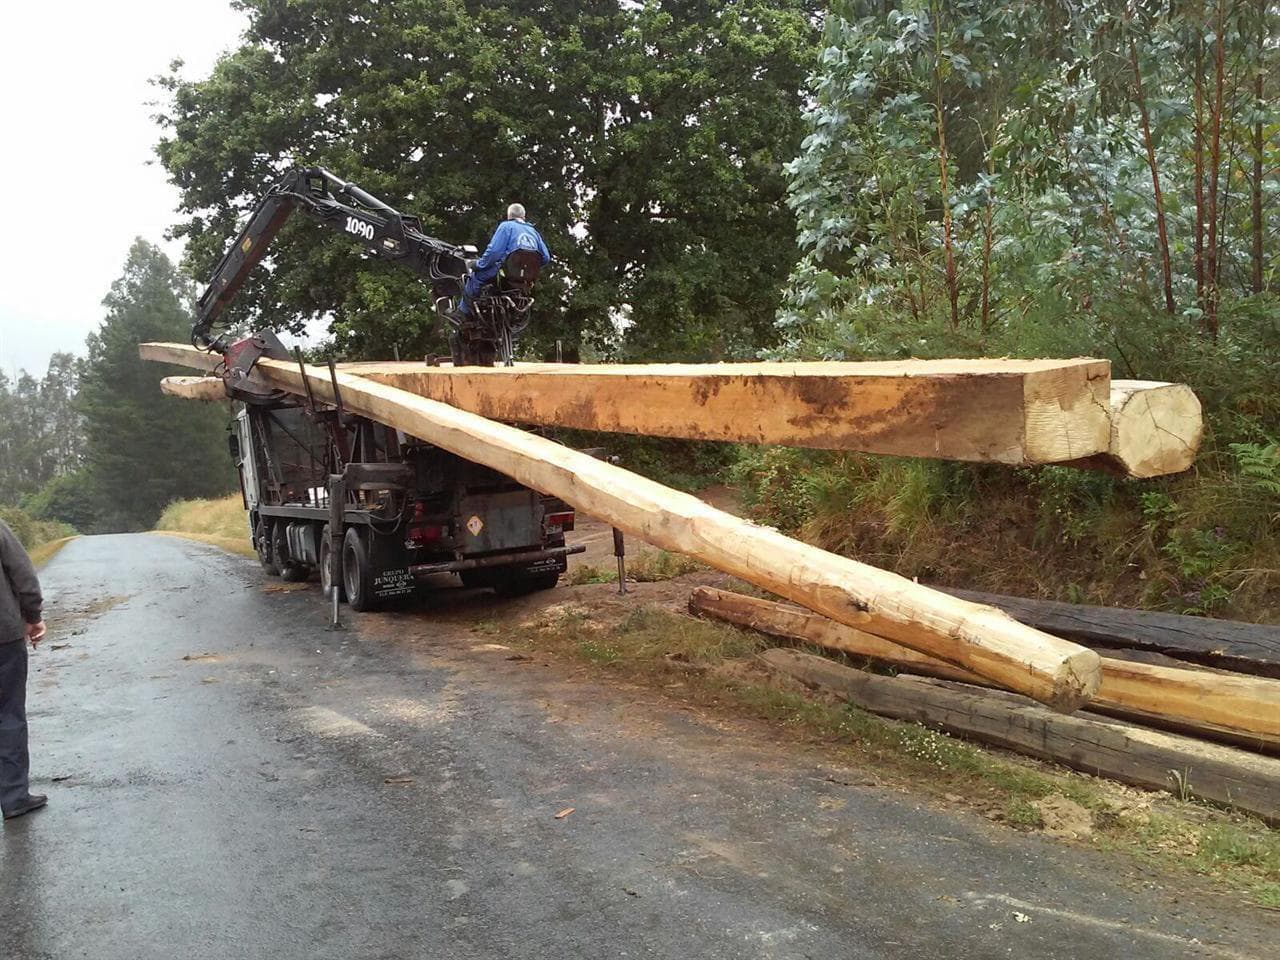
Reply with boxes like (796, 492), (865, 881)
(228, 434), (241, 460)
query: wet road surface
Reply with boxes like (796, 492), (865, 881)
(2, 534), (1274, 959)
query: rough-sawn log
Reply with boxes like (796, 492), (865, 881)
(757, 648), (1280, 823)
(690, 587), (1280, 752)
(140, 341), (1102, 710)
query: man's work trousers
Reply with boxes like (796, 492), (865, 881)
(457, 266), (499, 317)
(0, 638), (30, 813)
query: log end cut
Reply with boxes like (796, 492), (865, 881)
(1106, 381), (1203, 478)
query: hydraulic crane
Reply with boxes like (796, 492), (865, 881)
(191, 166), (541, 391)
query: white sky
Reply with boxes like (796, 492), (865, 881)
(0, 1), (249, 380)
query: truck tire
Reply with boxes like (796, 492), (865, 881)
(319, 524), (346, 602)
(271, 522), (309, 582)
(256, 518), (281, 577)
(342, 526), (376, 612)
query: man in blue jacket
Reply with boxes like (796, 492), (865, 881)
(1, 519), (47, 821)
(457, 203), (551, 318)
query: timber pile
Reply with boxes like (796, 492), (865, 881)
(143, 340), (1103, 710)
(942, 588), (1280, 678)
(756, 648), (1280, 824)
(692, 588), (1280, 819)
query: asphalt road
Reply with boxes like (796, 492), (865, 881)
(2, 534), (1273, 960)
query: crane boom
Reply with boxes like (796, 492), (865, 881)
(192, 166), (468, 354)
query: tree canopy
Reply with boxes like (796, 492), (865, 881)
(780, 0), (1279, 402)
(155, 0), (818, 361)
(76, 239), (235, 531)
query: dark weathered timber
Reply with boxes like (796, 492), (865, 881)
(758, 648), (1280, 823)
(941, 588), (1280, 678)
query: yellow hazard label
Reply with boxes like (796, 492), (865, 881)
(466, 515), (484, 536)
(241, 237), (254, 254)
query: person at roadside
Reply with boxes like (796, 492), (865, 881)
(1, 519), (47, 821)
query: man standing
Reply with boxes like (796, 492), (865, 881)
(1, 519), (47, 821)
(456, 202), (551, 318)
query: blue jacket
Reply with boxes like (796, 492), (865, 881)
(473, 219), (550, 280)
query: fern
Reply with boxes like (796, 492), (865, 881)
(1230, 442), (1280, 499)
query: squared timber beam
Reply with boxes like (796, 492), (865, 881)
(335, 356), (1113, 464)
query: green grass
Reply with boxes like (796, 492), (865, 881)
(155, 495), (251, 541)
(567, 550), (706, 586)
(153, 495), (255, 557)
(29, 536), (76, 567)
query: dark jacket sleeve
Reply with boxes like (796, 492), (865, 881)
(0, 521), (43, 623)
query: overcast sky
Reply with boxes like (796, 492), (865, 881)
(0, 1), (248, 379)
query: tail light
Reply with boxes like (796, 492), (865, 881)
(412, 500), (427, 522)
(545, 510), (575, 533)
(406, 524), (444, 546)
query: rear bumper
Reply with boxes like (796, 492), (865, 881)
(408, 544), (585, 577)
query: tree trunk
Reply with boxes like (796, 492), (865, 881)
(1130, 37), (1175, 315)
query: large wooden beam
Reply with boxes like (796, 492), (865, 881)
(334, 356), (1114, 464)
(758, 648), (1280, 824)
(943, 588), (1280, 678)
(690, 587), (1280, 752)
(141, 341), (1102, 710)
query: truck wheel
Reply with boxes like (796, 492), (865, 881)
(342, 526), (376, 612)
(271, 522), (308, 582)
(256, 519), (281, 576)
(319, 524), (346, 602)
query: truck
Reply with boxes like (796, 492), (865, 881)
(199, 165), (584, 609)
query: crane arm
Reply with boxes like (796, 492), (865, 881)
(192, 166), (468, 352)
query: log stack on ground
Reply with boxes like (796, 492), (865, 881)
(942, 588), (1280, 678)
(689, 587), (1280, 753)
(756, 648), (1280, 824)
(141, 340), (1103, 711)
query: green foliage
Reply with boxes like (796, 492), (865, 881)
(21, 470), (99, 533)
(0, 507), (74, 552)
(155, 0), (819, 362)
(0, 353), (84, 506)
(76, 240), (236, 532)
(1230, 441), (1280, 512)
(781, 1), (1280, 355)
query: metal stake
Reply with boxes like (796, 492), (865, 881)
(613, 527), (628, 595)
(328, 473), (345, 629)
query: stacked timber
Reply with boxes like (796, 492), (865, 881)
(942, 587), (1280, 678)
(690, 587), (1280, 821)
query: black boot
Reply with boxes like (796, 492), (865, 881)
(3, 793), (47, 820)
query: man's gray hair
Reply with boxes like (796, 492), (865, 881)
(506, 202), (526, 221)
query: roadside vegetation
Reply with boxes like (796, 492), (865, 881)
(506, 600), (1280, 908)
(154, 495), (253, 557)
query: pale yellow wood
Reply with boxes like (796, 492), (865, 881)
(690, 587), (1280, 750)
(1103, 380), (1203, 477)
(758, 648), (1280, 822)
(160, 376), (227, 402)
(331, 356), (1114, 464)
(140, 341), (1102, 710)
